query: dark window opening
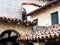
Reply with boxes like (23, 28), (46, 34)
(33, 19), (38, 25)
(22, 8), (27, 20)
(32, 19), (38, 32)
(22, 14), (27, 20)
(51, 12), (59, 25)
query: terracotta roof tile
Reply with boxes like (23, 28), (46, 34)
(0, 17), (37, 26)
(17, 24), (60, 41)
(22, 2), (42, 7)
(27, 0), (60, 16)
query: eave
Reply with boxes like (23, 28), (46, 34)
(27, 0), (60, 16)
(17, 24), (60, 41)
(0, 17), (37, 26)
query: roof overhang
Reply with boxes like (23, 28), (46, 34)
(0, 17), (37, 26)
(17, 24), (60, 41)
(26, 0), (60, 16)
(22, 2), (42, 7)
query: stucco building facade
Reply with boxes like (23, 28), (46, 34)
(0, 0), (60, 45)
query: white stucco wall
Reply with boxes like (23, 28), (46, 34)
(0, 0), (47, 19)
(31, 3), (60, 26)
(0, 0), (23, 19)
(0, 22), (32, 35)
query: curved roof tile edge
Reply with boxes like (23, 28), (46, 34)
(0, 17), (37, 26)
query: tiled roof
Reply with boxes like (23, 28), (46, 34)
(22, 2), (42, 7)
(27, 0), (60, 16)
(0, 17), (37, 26)
(17, 24), (60, 41)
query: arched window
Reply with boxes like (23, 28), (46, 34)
(0, 29), (20, 45)
(22, 8), (27, 20)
